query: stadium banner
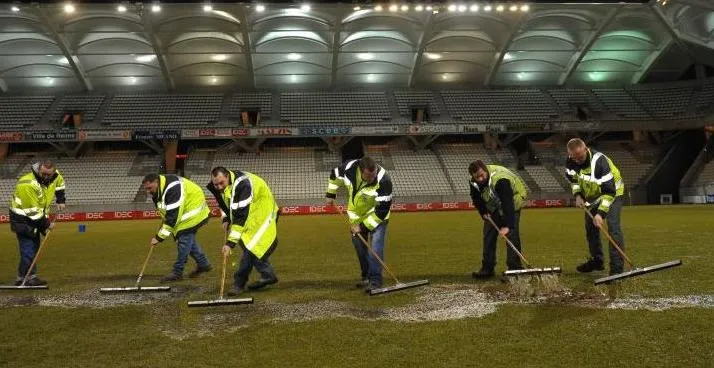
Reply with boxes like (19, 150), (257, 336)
(0, 132), (24, 142)
(0, 199), (566, 224)
(77, 130), (131, 141)
(27, 131), (77, 141)
(458, 124), (506, 133)
(350, 126), (402, 135)
(300, 126), (351, 136)
(132, 130), (180, 140)
(407, 124), (458, 135)
(250, 127), (297, 136)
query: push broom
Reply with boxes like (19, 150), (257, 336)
(99, 244), (170, 293)
(485, 217), (562, 277)
(188, 232), (253, 307)
(582, 205), (682, 285)
(0, 229), (53, 290)
(334, 206), (429, 295)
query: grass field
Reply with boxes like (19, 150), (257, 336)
(1, 205), (712, 367)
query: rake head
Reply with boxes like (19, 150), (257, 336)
(594, 260), (682, 285)
(187, 297), (254, 307)
(368, 279), (430, 296)
(99, 286), (171, 293)
(503, 267), (562, 277)
(0, 285), (49, 290)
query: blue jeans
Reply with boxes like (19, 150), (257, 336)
(586, 196), (626, 274)
(234, 241), (277, 288)
(351, 223), (387, 286)
(172, 231), (211, 276)
(16, 233), (41, 280)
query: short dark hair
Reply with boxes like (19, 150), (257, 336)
(211, 166), (230, 177)
(567, 138), (586, 151)
(39, 160), (55, 170)
(142, 173), (160, 184)
(358, 156), (377, 172)
(468, 160), (488, 175)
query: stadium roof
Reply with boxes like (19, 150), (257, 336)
(0, 0), (713, 92)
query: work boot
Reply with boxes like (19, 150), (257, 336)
(355, 278), (369, 288)
(471, 268), (495, 279)
(576, 259), (604, 273)
(247, 277), (278, 290)
(160, 273), (183, 283)
(188, 265), (212, 278)
(227, 286), (245, 296)
(364, 281), (382, 294)
(18, 278), (47, 286)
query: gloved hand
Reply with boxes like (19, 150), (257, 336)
(350, 223), (364, 235)
(575, 196), (585, 208)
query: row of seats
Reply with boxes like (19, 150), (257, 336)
(0, 96), (55, 128)
(103, 94), (223, 127)
(280, 92), (392, 124)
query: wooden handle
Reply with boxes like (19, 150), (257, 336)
(356, 233), (400, 284)
(485, 216), (532, 267)
(135, 244), (155, 287)
(582, 207), (634, 268)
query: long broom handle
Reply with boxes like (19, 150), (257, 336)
(355, 233), (401, 285)
(485, 216), (532, 268)
(582, 206), (635, 268)
(334, 205), (401, 284)
(219, 231), (228, 300)
(20, 229), (52, 287)
(135, 244), (155, 287)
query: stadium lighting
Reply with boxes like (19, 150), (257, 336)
(357, 53), (374, 60)
(211, 54), (227, 61)
(503, 52), (513, 60)
(374, 5), (383, 11)
(496, 5), (504, 12)
(46, 77), (54, 85)
(470, 4), (479, 12)
(64, 3), (75, 14)
(520, 4), (530, 12)
(129, 77), (137, 84)
(401, 5), (409, 11)
(151, 4), (161, 13)
(448, 4), (457, 12)
(287, 53), (302, 60)
(425, 5), (433, 11)
(11, 5), (20, 12)
(425, 52), (442, 60)
(135, 55), (156, 62)
(415, 5), (424, 11)
(58, 57), (70, 64)
(353, 6), (361, 11)
(367, 74), (376, 82)
(441, 73), (449, 80)
(290, 74), (297, 82)
(458, 5), (467, 12)
(484, 5), (492, 12)
(117, 5), (127, 13)
(203, 4), (213, 12)
(509, 5), (518, 12)
(389, 4), (398, 12)
(300, 4), (310, 12)
(433, 9), (439, 14)
(210, 76), (218, 84)
(517, 72), (525, 80)
(256, 4), (266, 12)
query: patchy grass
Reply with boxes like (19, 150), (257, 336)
(0, 205), (712, 367)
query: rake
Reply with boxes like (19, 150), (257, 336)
(188, 250), (253, 307)
(0, 229), (53, 290)
(484, 217), (562, 277)
(582, 205), (682, 285)
(99, 244), (170, 293)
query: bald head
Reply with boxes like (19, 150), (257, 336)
(567, 138), (588, 164)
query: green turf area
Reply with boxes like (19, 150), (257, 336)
(1, 205), (712, 367)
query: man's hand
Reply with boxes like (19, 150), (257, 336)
(56, 203), (66, 211)
(593, 214), (604, 229)
(499, 227), (510, 237)
(150, 237), (160, 246)
(222, 245), (232, 257)
(575, 196), (585, 208)
(325, 198), (335, 207)
(48, 222), (55, 231)
(482, 213), (491, 221)
(222, 221), (229, 232)
(350, 223), (362, 235)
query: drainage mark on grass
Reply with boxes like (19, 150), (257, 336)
(605, 295), (714, 311)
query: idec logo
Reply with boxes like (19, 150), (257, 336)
(281, 206), (301, 214)
(391, 203), (407, 211)
(86, 212), (104, 220)
(199, 129), (217, 137)
(55, 213), (75, 221)
(416, 203), (433, 210)
(232, 128), (249, 137)
(545, 199), (564, 207)
(0, 214), (9, 223)
(209, 208), (223, 217)
(309, 206), (327, 213)
(114, 211), (133, 219)
(442, 202), (460, 209)
(142, 210), (159, 218)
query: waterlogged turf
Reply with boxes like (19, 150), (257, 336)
(0, 205), (712, 367)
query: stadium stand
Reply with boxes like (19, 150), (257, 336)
(0, 95), (55, 129)
(393, 90), (441, 118)
(102, 94), (222, 127)
(693, 159), (714, 186)
(280, 91), (392, 125)
(592, 141), (658, 189)
(630, 86), (693, 119)
(591, 89), (651, 119)
(225, 92), (273, 121)
(441, 89), (559, 123)
(48, 94), (106, 124)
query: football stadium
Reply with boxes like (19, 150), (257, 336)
(0, 0), (713, 366)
